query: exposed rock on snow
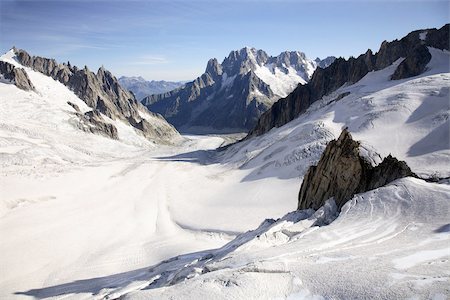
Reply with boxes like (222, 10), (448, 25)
(249, 24), (449, 137)
(67, 101), (119, 139)
(391, 44), (432, 80)
(0, 60), (35, 91)
(298, 128), (414, 210)
(13, 48), (179, 143)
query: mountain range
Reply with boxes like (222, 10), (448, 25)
(0, 24), (449, 300)
(118, 76), (185, 101)
(142, 47), (335, 132)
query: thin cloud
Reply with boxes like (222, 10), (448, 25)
(130, 55), (170, 65)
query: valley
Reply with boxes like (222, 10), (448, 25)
(0, 18), (449, 300)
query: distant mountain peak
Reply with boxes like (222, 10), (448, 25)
(205, 58), (223, 78)
(118, 76), (185, 101)
(314, 56), (337, 69)
(142, 46), (334, 132)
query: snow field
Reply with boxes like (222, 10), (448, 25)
(0, 47), (449, 299)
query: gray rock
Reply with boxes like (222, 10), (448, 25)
(0, 61), (35, 91)
(205, 58), (223, 80)
(248, 24), (449, 138)
(77, 109), (119, 140)
(298, 129), (415, 210)
(67, 101), (118, 139)
(314, 56), (336, 69)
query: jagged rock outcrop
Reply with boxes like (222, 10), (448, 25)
(391, 44), (432, 80)
(67, 101), (118, 139)
(298, 129), (415, 210)
(13, 48), (178, 142)
(249, 24), (449, 137)
(0, 61), (35, 91)
(142, 47), (334, 132)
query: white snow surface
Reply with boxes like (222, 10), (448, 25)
(254, 64), (308, 98)
(251, 49), (317, 98)
(0, 47), (449, 299)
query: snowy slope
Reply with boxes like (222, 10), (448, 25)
(112, 178), (450, 299)
(226, 47), (450, 180)
(100, 47), (449, 298)
(0, 52), (297, 298)
(0, 47), (448, 300)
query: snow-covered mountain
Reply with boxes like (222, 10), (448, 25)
(118, 76), (185, 101)
(0, 49), (180, 147)
(142, 47), (335, 132)
(249, 24), (449, 137)
(97, 26), (449, 298)
(0, 25), (449, 300)
(1, 48), (180, 144)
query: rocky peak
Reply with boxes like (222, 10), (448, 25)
(275, 51), (308, 67)
(222, 47), (269, 75)
(298, 129), (415, 210)
(142, 46), (329, 132)
(205, 58), (223, 79)
(314, 56), (337, 69)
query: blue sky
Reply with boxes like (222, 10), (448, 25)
(1, 0), (448, 81)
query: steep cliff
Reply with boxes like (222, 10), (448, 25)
(249, 24), (449, 137)
(298, 129), (414, 210)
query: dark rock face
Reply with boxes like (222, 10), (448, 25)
(0, 61), (35, 91)
(249, 24), (449, 137)
(298, 129), (415, 210)
(142, 47), (332, 132)
(391, 44), (432, 80)
(13, 49), (178, 142)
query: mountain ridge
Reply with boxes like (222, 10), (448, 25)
(248, 24), (449, 137)
(9, 48), (179, 143)
(142, 47), (335, 132)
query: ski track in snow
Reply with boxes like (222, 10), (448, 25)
(0, 48), (449, 299)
